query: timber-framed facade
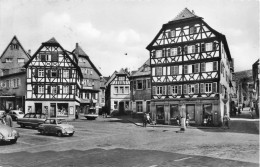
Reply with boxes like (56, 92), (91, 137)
(146, 8), (234, 126)
(24, 38), (83, 119)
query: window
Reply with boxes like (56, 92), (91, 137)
(213, 61), (218, 71)
(39, 86), (44, 93)
(170, 105), (178, 119)
(125, 86), (129, 94)
(188, 45), (195, 54)
(17, 78), (21, 87)
(172, 85), (178, 94)
(40, 54), (51, 62)
(168, 30), (175, 38)
(201, 43), (205, 52)
(157, 86), (163, 95)
(38, 69), (44, 77)
(136, 101), (143, 112)
(147, 79), (151, 89)
(51, 70), (57, 77)
(120, 87), (124, 94)
(6, 80), (10, 88)
(17, 58), (24, 63)
(51, 86), (57, 94)
(5, 58), (12, 62)
(63, 86), (69, 94)
(114, 86), (118, 94)
(11, 44), (19, 50)
(205, 83), (212, 93)
(90, 70), (93, 75)
(190, 26), (197, 34)
(156, 50), (162, 58)
(171, 48), (178, 56)
(114, 101), (118, 109)
(184, 65), (188, 74)
(63, 70), (69, 78)
(170, 66), (179, 75)
(137, 80), (143, 90)
(206, 43), (213, 51)
(119, 76), (125, 80)
(188, 84), (195, 94)
(156, 67), (162, 76)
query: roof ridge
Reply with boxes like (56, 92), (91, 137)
(171, 8), (198, 21)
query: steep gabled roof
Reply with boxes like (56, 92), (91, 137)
(24, 37), (83, 78)
(171, 8), (199, 22)
(0, 35), (31, 59)
(72, 44), (102, 76)
(131, 59), (150, 77)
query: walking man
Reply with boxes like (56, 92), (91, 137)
(223, 113), (230, 129)
(3, 110), (13, 127)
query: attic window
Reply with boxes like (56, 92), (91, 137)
(17, 58), (24, 63)
(6, 58), (12, 62)
(10, 44), (19, 50)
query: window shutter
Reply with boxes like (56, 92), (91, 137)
(34, 85), (38, 94)
(177, 47), (181, 55)
(143, 80), (146, 90)
(183, 84), (187, 94)
(178, 85), (182, 95)
(35, 69), (38, 77)
(56, 70), (59, 78)
(167, 49), (171, 57)
(51, 52), (58, 62)
(212, 82), (217, 93)
(48, 70), (51, 77)
(69, 69), (72, 78)
(201, 63), (206, 72)
(195, 84), (199, 94)
(195, 44), (199, 53)
(57, 86), (60, 94)
(213, 61), (218, 71)
(162, 86), (166, 95)
(175, 66), (179, 75)
(152, 86), (156, 95)
(195, 64), (199, 73)
(133, 80), (136, 90)
(47, 86), (51, 94)
(184, 65), (188, 74)
(184, 46), (188, 54)
(201, 43), (205, 52)
(168, 85), (172, 95)
(213, 42), (217, 50)
(170, 66), (174, 75)
(168, 31), (171, 38)
(152, 51), (156, 58)
(162, 50), (165, 57)
(200, 83), (205, 93)
(69, 86), (72, 94)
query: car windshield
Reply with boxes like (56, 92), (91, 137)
(19, 112), (24, 114)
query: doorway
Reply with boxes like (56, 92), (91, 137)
(35, 103), (42, 114)
(119, 102), (125, 114)
(50, 103), (56, 117)
(186, 104), (195, 121)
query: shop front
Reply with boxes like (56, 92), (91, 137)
(25, 100), (79, 119)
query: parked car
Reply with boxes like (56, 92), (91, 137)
(0, 123), (19, 144)
(9, 110), (24, 121)
(17, 113), (47, 128)
(38, 118), (75, 137)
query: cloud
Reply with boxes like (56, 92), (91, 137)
(117, 29), (141, 44)
(76, 22), (101, 39)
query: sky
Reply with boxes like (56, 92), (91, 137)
(0, 0), (259, 77)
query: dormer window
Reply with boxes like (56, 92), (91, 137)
(5, 58), (12, 62)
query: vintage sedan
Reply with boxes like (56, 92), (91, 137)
(0, 123), (20, 144)
(38, 118), (74, 137)
(17, 113), (47, 128)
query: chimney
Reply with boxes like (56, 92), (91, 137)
(28, 49), (31, 55)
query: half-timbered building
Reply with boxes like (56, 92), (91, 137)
(0, 36), (30, 111)
(73, 43), (103, 115)
(24, 38), (83, 119)
(146, 8), (234, 126)
(130, 59), (151, 113)
(105, 68), (130, 115)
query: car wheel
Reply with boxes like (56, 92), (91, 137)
(20, 124), (25, 128)
(39, 129), (45, 135)
(69, 133), (74, 137)
(10, 138), (17, 144)
(57, 131), (63, 137)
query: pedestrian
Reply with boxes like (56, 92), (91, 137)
(223, 113), (230, 129)
(186, 113), (190, 127)
(3, 110), (13, 127)
(143, 113), (148, 127)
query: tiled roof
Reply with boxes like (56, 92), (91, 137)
(171, 8), (198, 21)
(117, 68), (128, 75)
(131, 59), (151, 77)
(234, 70), (253, 82)
(75, 45), (89, 57)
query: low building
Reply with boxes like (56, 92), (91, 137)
(129, 59), (151, 114)
(105, 68), (130, 115)
(0, 36), (30, 111)
(24, 37), (83, 119)
(252, 59), (259, 116)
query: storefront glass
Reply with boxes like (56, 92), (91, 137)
(156, 105), (164, 120)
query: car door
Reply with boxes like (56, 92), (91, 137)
(43, 119), (51, 133)
(49, 119), (57, 134)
